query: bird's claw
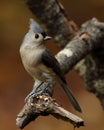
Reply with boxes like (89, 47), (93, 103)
(25, 91), (36, 102)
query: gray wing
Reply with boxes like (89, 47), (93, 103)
(41, 48), (66, 83)
(41, 48), (82, 113)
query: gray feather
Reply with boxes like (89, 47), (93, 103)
(29, 18), (44, 33)
(60, 81), (82, 113)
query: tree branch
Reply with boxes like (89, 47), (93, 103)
(56, 18), (104, 73)
(25, 0), (78, 48)
(16, 0), (104, 129)
(16, 17), (104, 129)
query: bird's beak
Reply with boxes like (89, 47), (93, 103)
(44, 35), (52, 41)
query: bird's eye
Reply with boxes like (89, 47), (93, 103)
(35, 34), (39, 39)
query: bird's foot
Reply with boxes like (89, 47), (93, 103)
(25, 81), (47, 102)
(25, 89), (36, 102)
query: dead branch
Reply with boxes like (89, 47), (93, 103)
(16, 95), (84, 129)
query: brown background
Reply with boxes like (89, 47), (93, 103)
(0, 0), (104, 130)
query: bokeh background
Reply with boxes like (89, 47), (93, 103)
(0, 0), (104, 130)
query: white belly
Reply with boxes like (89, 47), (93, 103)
(20, 45), (56, 81)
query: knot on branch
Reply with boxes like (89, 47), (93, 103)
(16, 94), (84, 129)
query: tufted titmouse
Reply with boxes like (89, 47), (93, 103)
(20, 19), (82, 113)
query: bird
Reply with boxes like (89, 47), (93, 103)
(19, 18), (82, 113)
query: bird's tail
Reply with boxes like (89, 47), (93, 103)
(60, 81), (82, 113)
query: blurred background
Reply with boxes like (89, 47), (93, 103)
(0, 0), (104, 130)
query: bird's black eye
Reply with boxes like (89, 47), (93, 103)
(35, 34), (39, 39)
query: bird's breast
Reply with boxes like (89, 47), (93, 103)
(20, 46), (56, 81)
(20, 46), (44, 77)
